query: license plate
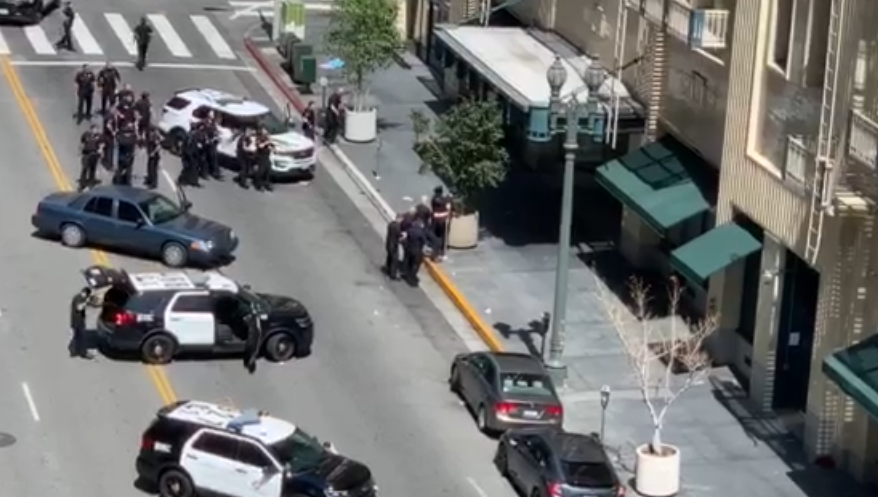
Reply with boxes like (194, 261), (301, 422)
(523, 410), (539, 419)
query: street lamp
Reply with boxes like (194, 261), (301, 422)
(599, 385), (612, 442)
(544, 56), (607, 384)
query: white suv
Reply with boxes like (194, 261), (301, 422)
(157, 88), (317, 180)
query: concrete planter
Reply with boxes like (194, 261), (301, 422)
(344, 107), (378, 143)
(447, 212), (479, 249)
(635, 443), (680, 496)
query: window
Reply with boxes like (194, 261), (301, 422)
(117, 201), (144, 224)
(769, 0), (794, 73)
(237, 441), (273, 468)
(139, 194), (183, 224)
(784, 136), (808, 184)
(192, 106), (212, 119)
(192, 432), (238, 459)
(165, 97), (190, 110)
(270, 427), (325, 473)
(84, 196), (113, 217)
(471, 355), (495, 381)
(560, 460), (615, 488)
(499, 373), (554, 396)
(172, 294), (213, 313)
(803, 0), (831, 87)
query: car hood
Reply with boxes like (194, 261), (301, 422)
(160, 213), (232, 241)
(308, 454), (372, 491)
(270, 131), (314, 151)
(256, 293), (307, 316)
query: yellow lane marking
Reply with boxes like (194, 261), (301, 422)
(1, 56), (178, 406)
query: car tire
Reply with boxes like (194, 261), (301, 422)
(161, 242), (188, 268)
(264, 333), (297, 362)
(448, 365), (460, 393)
(60, 223), (86, 248)
(158, 469), (194, 497)
(141, 334), (177, 365)
(494, 442), (509, 475)
(167, 128), (187, 156)
(477, 405), (490, 433)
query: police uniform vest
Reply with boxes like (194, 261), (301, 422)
(118, 123), (137, 146)
(76, 71), (95, 95)
(98, 68), (118, 93)
(81, 131), (100, 154)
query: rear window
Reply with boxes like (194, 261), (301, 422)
(561, 460), (615, 488)
(165, 96), (190, 110)
(100, 287), (164, 319)
(500, 373), (554, 396)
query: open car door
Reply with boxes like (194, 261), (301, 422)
(81, 265), (130, 291)
(244, 303), (269, 370)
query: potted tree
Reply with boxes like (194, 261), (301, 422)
(596, 276), (717, 497)
(324, 0), (403, 143)
(410, 99), (509, 249)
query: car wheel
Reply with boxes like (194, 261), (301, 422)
(265, 333), (297, 362)
(158, 469), (194, 497)
(60, 223), (86, 248)
(161, 242), (188, 268)
(494, 442), (509, 475)
(141, 334), (177, 365)
(448, 365), (460, 393)
(477, 405), (490, 433)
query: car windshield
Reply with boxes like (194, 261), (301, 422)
(499, 373), (554, 396)
(238, 112), (289, 135)
(561, 460), (615, 488)
(239, 287), (267, 311)
(138, 194), (183, 224)
(270, 427), (326, 473)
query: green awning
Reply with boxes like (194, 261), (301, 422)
(595, 138), (712, 232)
(670, 224), (762, 283)
(823, 335), (878, 422)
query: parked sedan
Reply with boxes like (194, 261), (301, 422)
(495, 428), (625, 497)
(31, 186), (237, 267)
(449, 351), (564, 434)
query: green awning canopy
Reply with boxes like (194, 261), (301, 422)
(595, 137), (712, 232)
(823, 335), (878, 422)
(670, 224), (762, 283)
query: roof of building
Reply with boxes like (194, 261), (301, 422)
(175, 88), (270, 117)
(164, 400), (296, 444)
(128, 271), (239, 293)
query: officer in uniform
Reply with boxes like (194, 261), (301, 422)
(200, 112), (221, 179)
(235, 128), (256, 188)
(69, 287), (94, 360)
(55, 1), (75, 51)
(244, 307), (263, 374)
(253, 128), (274, 191)
(384, 213), (405, 280)
(134, 92), (152, 141)
(78, 124), (103, 191)
(325, 88), (343, 144)
(430, 185), (452, 259)
(302, 101), (317, 140)
(402, 217), (436, 286)
(73, 64), (96, 123)
(133, 16), (153, 71)
(97, 62), (120, 116)
(114, 118), (138, 185)
(144, 127), (162, 189)
(116, 83), (135, 108)
(178, 128), (203, 187)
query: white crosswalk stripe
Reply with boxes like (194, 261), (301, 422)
(148, 14), (192, 58)
(105, 13), (137, 56)
(72, 14), (102, 55)
(191, 15), (235, 59)
(23, 25), (54, 55)
(0, 31), (10, 55)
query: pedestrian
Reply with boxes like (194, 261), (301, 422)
(78, 124), (103, 191)
(324, 88), (343, 144)
(73, 64), (95, 124)
(178, 129), (202, 187)
(384, 213), (405, 280)
(201, 112), (221, 179)
(235, 128), (255, 188)
(55, 1), (75, 51)
(253, 128), (274, 191)
(114, 119), (137, 185)
(430, 186), (451, 259)
(302, 101), (317, 140)
(402, 217), (434, 286)
(69, 287), (94, 360)
(97, 61), (120, 116)
(134, 92), (152, 141)
(143, 127), (162, 189)
(133, 16), (153, 71)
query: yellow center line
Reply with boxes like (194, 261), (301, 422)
(1, 56), (178, 406)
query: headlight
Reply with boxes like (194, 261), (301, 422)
(191, 240), (214, 252)
(325, 489), (348, 497)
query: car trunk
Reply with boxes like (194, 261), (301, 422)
(81, 266), (137, 327)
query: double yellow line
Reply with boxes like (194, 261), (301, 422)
(1, 56), (178, 406)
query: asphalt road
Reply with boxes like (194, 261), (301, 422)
(0, 35), (516, 497)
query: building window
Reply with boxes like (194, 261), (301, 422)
(784, 135), (808, 184)
(769, 0), (794, 75)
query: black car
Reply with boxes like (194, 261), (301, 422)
(495, 428), (625, 497)
(83, 265), (313, 364)
(137, 400), (378, 497)
(449, 352), (564, 434)
(0, 0), (55, 24)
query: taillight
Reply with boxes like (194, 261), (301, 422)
(547, 404), (563, 417)
(141, 435), (155, 451)
(114, 311), (137, 326)
(495, 402), (516, 415)
(547, 482), (562, 497)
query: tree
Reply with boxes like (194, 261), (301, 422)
(410, 99), (509, 212)
(324, 0), (403, 110)
(596, 276), (717, 455)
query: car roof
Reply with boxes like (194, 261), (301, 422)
(128, 271), (239, 293)
(540, 430), (606, 463)
(162, 400), (296, 445)
(88, 185), (159, 203)
(488, 352), (547, 374)
(174, 88), (270, 117)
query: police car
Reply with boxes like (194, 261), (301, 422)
(137, 400), (378, 497)
(157, 88), (317, 180)
(83, 266), (313, 364)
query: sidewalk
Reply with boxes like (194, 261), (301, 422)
(244, 33), (873, 497)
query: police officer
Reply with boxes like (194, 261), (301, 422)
(430, 185), (451, 259)
(97, 61), (120, 116)
(134, 92), (152, 140)
(143, 127), (162, 189)
(114, 118), (138, 185)
(402, 217), (436, 285)
(235, 128), (256, 188)
(69, 287), (94, 360)
(254, 128), (274, 191)
(133, 16), (153, 71)
(78, 124), (103, 191)
(178, 128), (203, 187)
(325, 88), (343, 143)
(384, 213), (405, 280)
(200, 112), (221, 179)
(116, 83), (135, 109)
(244, 308), (262, 374)
(302, 101), (317, 140)
(55, 1), (75, 51)
(73, 64), (96, 123)
(100, 109), (116, 170)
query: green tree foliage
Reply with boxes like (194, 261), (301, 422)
(411, 99), (509, 211)
(324, 0), (403, 109)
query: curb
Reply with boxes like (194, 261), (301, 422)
(243, 37), (504, 353)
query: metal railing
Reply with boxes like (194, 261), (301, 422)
(848, 109), (878, 169)
(630, 0), (730, 49)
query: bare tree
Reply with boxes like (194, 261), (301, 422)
(596, 276), (718, 455)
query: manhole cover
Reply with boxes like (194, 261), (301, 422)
(0, 432), (16, 448)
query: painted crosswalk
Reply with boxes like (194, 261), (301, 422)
(0, 13), (239, 61)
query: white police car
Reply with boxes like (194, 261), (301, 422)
(157, 88), (317, 180)
(137, 400), (378, 497)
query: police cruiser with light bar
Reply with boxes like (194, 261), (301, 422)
(137, 400), (378, 497)
(82, 266), (313, 364)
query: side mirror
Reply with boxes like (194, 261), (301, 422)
(182, 201), (193, 211)
(507, 439), (518, 447)
(135, 219), (146, 228)
(243, 284), (252, 290)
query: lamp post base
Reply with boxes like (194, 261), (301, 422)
(545, 361), (568, 386)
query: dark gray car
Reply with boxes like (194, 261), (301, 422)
(449, 352), (564, 435)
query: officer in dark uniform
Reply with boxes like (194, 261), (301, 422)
(402, 218), (436, 285)
(325, 88), (343, 143)
(430, 185), (452, 259)
(116, 83), (135, 108)
(69, 287), (94, 360)
(144, 127), (162, 189)
(384, 213), (405, 280)
(55, 1), (75, 51)
(134, 92), (152, 141)
(133, 16), (153, 71)
(235, 128), (256, 188)
(97, 62), (120, 116)
(73, 64), (96, 123)
(244, 308), (263, 374)
(178, 128), (203, 187)
(253, 128), (274, 191)
(78, 124), (103, 191)
(302, 101), (317, 140)
(114, 119), (138, 185)
(100, 109), (116, 170)
(200, 112), (221, 179)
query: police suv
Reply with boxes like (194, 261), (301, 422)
(137, 400), (378, 497)
(83, 266), (313, 364)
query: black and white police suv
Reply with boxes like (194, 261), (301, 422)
(83, 266), (313, 364)
(137, 400), (378, 497)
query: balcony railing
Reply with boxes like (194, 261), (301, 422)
(628, 0), (730, 50)
(848, 110), (878, 169)
(642, 0), (665, 25)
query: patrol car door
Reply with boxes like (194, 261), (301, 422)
(80, 195), (117, 245)
(165, 292), (215, 347)
(236, 439), (283, 497)
(215, 112), (240, 158)
(184, 430), (249, 497)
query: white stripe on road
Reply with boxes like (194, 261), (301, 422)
(23, 25), (55, 55)
(105, 13), (137, 56)
(148, 14), (191, 58)
(72, 14), (103, 54)
(0, 30), (10, 54)
(10, 60), (255, 71)
(21, 382), (40, 422)
(190, 15), (235, 59)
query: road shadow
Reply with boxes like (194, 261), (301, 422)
(493, 319), (548, 358)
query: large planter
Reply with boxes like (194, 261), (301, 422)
(447, 212), (479, 249)
(344, 107), (378, 143)
(635, 443), (681, 496)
